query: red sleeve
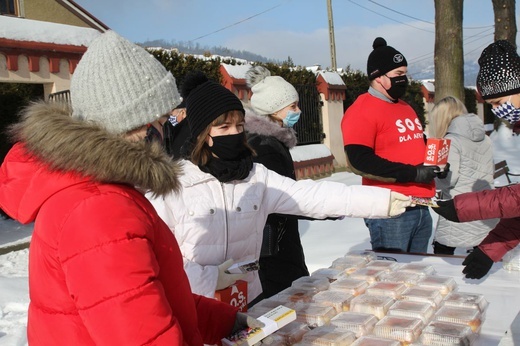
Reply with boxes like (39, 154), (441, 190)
(455, 184), (520, 222)
(479, 218), (520, 262)
(194, 294), (239, 344)
(58, 193), (184, 345)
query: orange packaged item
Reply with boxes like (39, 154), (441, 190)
(214, 280), (248, 312)
(424, 138), (451, 169)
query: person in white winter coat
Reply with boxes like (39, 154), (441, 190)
(147, 71), (412, 304)
(428, 96), (498, 254)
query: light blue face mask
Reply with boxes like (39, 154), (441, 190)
(282, 110), (301, 128)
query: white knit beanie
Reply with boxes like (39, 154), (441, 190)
(70, 30), (181, 134)
(246, 66), (299, 116)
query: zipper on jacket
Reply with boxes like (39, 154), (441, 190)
(221, 182), (230, 259)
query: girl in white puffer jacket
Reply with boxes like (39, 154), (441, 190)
(147, 71), (411, 304)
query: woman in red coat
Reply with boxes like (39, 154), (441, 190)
(435, 40), (520, 280)
(0, 31), (259, 345)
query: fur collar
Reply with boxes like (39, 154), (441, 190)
(244, 111), (297, 149)
(10, 101), (181, 196)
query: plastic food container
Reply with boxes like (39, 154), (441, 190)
(399, 263), (436, 276)
(311, 268), (348, 283)
(400, 286), (444, 308)
(419, 321), (476, 345)
(312, 290), (355, 313)
(350, 335), (401, 346)
(373, 315), (423, 344)
(330, 257), (367, 274)
(387, 300), (435, 325)
(292, 276), (331, 292)
(301, 326), (357, 346)
(365, 282), (408, 299)
(433, 305), (483, 332)
(329, 278), (369, 296)
(329, 311), (378, 337)
(416, 275), (457, 296)
(259, 333), (285, 346)
(365, 260), (401, 272)
(296, 303), (338, 328)
(350, 294), (395, 319)
(275, 287), (318, 304)
(442, 291), (489, 313)
(379, 271), (422, 287)
(349, 267), (386, 283)
(273, 321), (311, 345)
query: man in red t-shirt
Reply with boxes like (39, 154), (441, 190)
(341, 37), (448, 253)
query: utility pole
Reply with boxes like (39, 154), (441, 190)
(327, 0), (337, 71)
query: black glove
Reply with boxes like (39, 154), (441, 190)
(435, 162), (450, 179)
(433, 199), (460, 222)
(231, 312), (265, 334)
(462, 247), (494, 279)
(414, 165), (439, 184)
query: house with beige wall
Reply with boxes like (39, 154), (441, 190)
(0, 0), (107, 99)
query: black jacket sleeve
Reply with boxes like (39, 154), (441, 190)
(345, 144), (417, 183)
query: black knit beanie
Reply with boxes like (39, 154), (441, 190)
(476, 40), (520, 100)
(182, 71), (244, 141)
(367, 37), (407, 80)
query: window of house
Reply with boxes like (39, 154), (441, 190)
(0, 0), (17, 16)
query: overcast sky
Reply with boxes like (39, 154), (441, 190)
(75, 0), (513, 76)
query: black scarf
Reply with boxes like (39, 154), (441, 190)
(200, 154), (253, 182)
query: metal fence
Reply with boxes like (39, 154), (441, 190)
(294, 84), (323, 145)
(48, 90), (71, 103)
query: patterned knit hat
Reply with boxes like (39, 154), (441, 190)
(70, 30), (181, 134)
(182, 71), (244, 140)
(367, 37), (407, 80)
(476, 40), (520, 100)
(246, 66), (299, 116)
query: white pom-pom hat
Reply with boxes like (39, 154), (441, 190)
(245, 66), (299, 116)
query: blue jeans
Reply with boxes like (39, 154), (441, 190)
(364, 206), (432, 253)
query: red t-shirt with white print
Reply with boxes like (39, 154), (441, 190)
(342, 93), (435, 198)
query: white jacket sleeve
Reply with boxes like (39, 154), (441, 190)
(260, 166), (392, 219)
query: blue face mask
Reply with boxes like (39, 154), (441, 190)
(282, 110), (301, 128)
(492, 100), (520, 124)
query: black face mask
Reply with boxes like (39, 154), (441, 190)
(385, 75), (408, 100)
(209, 132), (248, 161)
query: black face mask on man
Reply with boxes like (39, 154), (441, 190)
(384, 74), (408, 100)
(208, 132), (249, 161)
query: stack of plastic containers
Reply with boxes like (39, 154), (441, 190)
(249, 250), (488, 345)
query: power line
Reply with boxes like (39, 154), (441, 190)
(368, 0), (434, 25)
(188, 1), (290, 42)
(347, 0), (434, 33)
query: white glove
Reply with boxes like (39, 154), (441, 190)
(388, 191), (411, 217)
(217, 259), (247, 290)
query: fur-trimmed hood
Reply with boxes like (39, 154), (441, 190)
(244, 110), (297, 149)
(7, 101), (181, 197)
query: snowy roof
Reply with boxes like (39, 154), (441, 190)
(221, 63), (253, 79)
(0, 16), (101, 46)
(318, 71), (345, 86)
(421, 79), (435, 92)
(290, 144), (332, 162)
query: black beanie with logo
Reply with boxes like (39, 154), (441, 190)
(367, 37), (408, 80)
(477, 40), (520, 100)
